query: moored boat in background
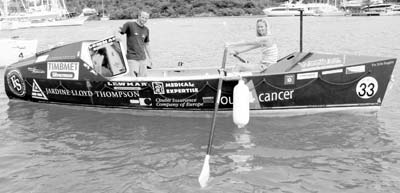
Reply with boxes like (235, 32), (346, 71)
(361, 3), (400, 16)
(263, 0), (344, 17)
(0, 0), (87, 30)
(263, 1), (316, 16)
(3, 36), (396, 117)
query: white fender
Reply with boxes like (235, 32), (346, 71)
(233, 79), (250, 128)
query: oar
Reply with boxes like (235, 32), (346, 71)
(233, 54), (248, 63)
(198, 47), (228, 188)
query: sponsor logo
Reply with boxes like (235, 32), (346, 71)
(130, 99), (139, 104)
(202, 96), (214, 103)
(284, 74), (295, 85)
(32, 79), (48, 100)
(152, 82), (165, 94)
(139, 98), (152, 106)
(47, 62), (79, 80)
(107, 82), (148, 91)
(50, 72), (75, 79)
(346, 65), (365, 74)
(297, 72), (318, 80)
(6, 70), (26, 97)
(322, 68), (343, 75)
(165, 82), (195, 87)
(27, 67), (46, 74)
(165, 81), (198, 94)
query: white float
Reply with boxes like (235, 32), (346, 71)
(233, 79), (250, 128)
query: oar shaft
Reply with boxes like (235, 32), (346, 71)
(205, 47), (228, 154)
(206, 75), (223, 154)
(233, 54), (247, 63)
(199, 48), (228, 188)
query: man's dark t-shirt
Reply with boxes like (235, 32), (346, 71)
(120, 21), (149, 60)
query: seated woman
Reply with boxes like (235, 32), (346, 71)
(92, 48), (113, 77)
(227, 18), (278, 72)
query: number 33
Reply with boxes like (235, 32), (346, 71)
(356, 76), (378, 99)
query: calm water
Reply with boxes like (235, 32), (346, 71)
(1, 16), (400, 193)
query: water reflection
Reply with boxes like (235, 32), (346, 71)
(3, 99), (400, 192)
(224, 113), (400, 192)
(3, 101), (226, 192)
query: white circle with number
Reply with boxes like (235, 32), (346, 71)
(356, 76), (378, 99)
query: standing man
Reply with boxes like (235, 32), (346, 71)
(118, 11), (152, 77)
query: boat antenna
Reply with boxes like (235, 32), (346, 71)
(299, 8), (303, 52)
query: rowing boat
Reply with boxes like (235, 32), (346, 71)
(3, 36), (396, 117)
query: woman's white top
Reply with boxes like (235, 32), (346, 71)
(260, 43), (278, 65)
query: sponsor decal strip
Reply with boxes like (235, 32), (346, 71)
(322, 68), (343, 75)
(297, 72), (318, 80)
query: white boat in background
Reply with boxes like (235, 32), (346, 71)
(263, 0), (345, 17)
(263, 1), (316, 16)
(307, 3), (345, 16)
(0, 0), (87, 30)
(385, 4), (400, 16)
(29, 15), (87, 28)
(361, 3), (400, 16)
(0, 37), (37, 68)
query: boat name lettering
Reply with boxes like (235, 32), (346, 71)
(165, 82), (195, 87)
(259, 90), (294, 102)
(299, 57), (342, 68)
(166, 88), (199, 94)
(372, 60), (395, 67)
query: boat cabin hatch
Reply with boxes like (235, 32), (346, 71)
(82, 37), (127, 78)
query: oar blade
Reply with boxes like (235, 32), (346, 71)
(198, 154), (210, 188)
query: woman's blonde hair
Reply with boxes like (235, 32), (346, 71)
(256, 18), (271, 36)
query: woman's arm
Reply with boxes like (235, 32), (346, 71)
(227, 36), (271, 54)
(234, 44), (260, 55)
